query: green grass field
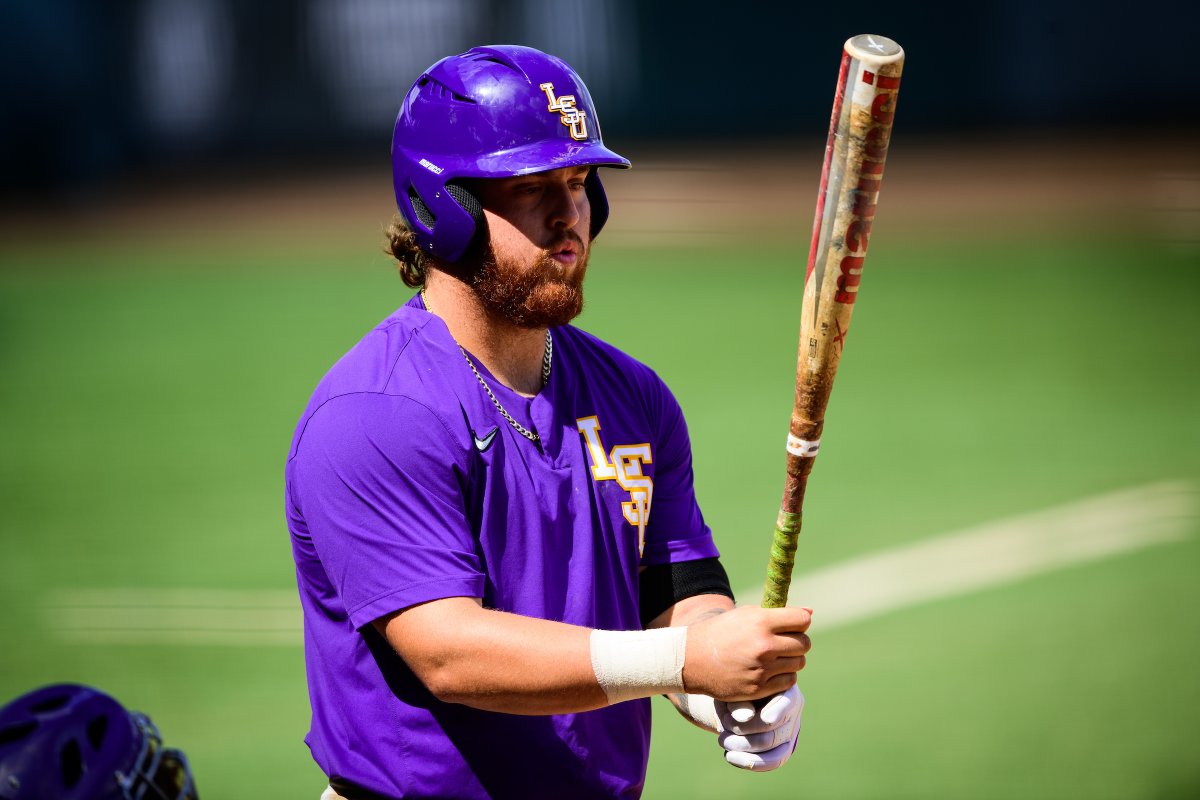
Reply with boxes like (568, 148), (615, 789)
(1, 208), (1198, 797)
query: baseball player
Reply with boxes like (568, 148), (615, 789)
(286, 45), (811, 799)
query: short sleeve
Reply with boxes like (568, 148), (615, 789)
(288, 392), (484, 628)
(639, 379), (720, 566)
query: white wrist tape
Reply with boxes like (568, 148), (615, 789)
(589, 627), (687, 705)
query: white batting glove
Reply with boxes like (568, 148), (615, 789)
(716, 684), (804, 771)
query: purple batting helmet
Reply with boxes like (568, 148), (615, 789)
(0, 684), (198, 800)
(391, 44), (631, 263)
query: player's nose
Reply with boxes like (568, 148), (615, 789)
(545, 178), (586, 230)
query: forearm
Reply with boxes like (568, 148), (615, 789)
(377, 598), (606, 715)
(378, 593), (805, 715)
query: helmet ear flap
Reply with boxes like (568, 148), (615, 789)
(585, 168), (611, 240)
(442, 182), (486, 260)
(445, 183), (483, 223)
(401, 179), (486, 262)
(407, 187), (435, 229)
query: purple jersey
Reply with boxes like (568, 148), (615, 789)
(285, 294), (718, 798)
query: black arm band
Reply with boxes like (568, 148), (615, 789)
(639, 557), (734, 628)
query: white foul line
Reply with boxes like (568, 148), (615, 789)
(45, 588), (303, 647)
(43, 481), (1196, 646)
(738, 480), (1197, 631)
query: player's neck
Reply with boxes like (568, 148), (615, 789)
(422, 275), (548, 397)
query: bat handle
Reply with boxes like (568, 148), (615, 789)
(761, 448), (815, 608)
(762, 509), (802, 608)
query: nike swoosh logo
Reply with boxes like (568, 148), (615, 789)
(473, 427), (499, 452)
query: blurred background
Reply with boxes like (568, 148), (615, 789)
(2, 1), (1198, 798)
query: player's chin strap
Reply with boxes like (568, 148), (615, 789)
(589, 627), (687, 704)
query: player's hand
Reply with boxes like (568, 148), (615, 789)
(716, 684), (804, 771)
(682, 605), (811, 701)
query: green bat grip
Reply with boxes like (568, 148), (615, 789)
(762, 510), (802, 608)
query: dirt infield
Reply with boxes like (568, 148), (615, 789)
(1, 134), (1195, 256)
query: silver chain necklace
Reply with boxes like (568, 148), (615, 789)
(422, 289), (552, 443)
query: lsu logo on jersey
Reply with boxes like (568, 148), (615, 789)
(577, 416), (652, 556)
(539, 83), (588, 141)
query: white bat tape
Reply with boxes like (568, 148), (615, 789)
(786, 434), (821, 457)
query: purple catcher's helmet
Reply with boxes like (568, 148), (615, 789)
(392, 44), (631, 263)
(0, 684), (198, 800)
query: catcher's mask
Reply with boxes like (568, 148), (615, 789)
(391, 44), (630, 263)
(0, 683), (198, 800)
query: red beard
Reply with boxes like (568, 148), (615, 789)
(471, 238), (589, 328)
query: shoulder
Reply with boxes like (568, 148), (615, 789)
(557, 324), (666, 394)
(288, 305), (469, 461)
(286, 389), (473, 515)
(316, 305), (441, 397)
(295, 391), (465, 458)
(557, 324), (687, 436)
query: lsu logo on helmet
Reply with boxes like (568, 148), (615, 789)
(540, 83), (588, 141)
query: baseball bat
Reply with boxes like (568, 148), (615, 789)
(761, 34), (904, 609)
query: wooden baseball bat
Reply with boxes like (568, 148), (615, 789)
(761, 34), (904, 609)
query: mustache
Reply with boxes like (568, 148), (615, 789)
(545, 231), (585, 252)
